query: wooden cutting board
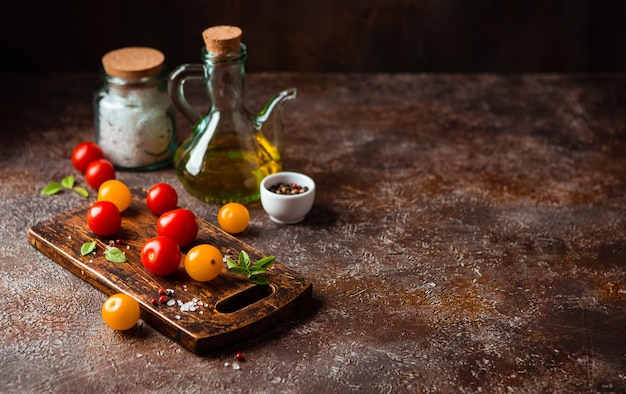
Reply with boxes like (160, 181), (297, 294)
(27, 193), (312, 355)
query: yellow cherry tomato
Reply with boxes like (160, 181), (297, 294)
(98, 179), (132, 212)
(102, 293), (140, 331)
(217, 202), (250, 234)
(184, 244), (224, 282)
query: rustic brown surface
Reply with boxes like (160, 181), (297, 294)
(26, 195), (312, 355)
(1, 72), (626, 392)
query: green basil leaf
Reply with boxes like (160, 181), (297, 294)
(239, 250), (251, 269)
(105, 247), (127, 263)
(73, 187), (89, 198)
(41, 182), (62, 195)
(61, 175), (75, 189)
(227, 250), (275, 284)
(226, 258), (239, 269)
(249, 275), (270, 285)
(81, 241), (96, 256)
(255, 256), (275, 269)
(249, 267), (269, 277)
(228, 266), (249, 276)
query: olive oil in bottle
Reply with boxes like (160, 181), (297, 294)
(168, 25), (295, 203)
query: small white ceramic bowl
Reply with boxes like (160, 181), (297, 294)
(260, 172), (316, 224)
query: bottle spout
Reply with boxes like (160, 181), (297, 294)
(255, 88), (297, 152)
(256, 88), (297, 125)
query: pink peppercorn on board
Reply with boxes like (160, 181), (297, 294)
(27, 195), (312, 355)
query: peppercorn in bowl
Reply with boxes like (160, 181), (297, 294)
(260, 171), (315, 224)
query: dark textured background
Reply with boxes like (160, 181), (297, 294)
(1, 0), (626, 73)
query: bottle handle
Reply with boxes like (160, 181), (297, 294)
(168, 64), (205, 125)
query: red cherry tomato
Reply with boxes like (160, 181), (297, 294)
(86, 200), (121, 236)
(141, 236), (181, 276)
(85, 159), (116, 190)
(146, 183), (178, 216)
(71, 141), (104, 173)
(156, 208), (198, 247)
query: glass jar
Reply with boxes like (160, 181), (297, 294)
(169, 26), (296, 203)
(94, 47), (177, 171)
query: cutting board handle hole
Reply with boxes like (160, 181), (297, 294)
(216, 285), (274, 313)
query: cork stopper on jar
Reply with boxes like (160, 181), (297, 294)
(202, 25), (242, 55)
(101, 47), (165, 79)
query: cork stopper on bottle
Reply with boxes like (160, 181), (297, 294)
(101, 47), (164, 79)
(202, 25), (242, 55)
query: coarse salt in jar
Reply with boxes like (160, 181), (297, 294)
(94, 46), (177, 171)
